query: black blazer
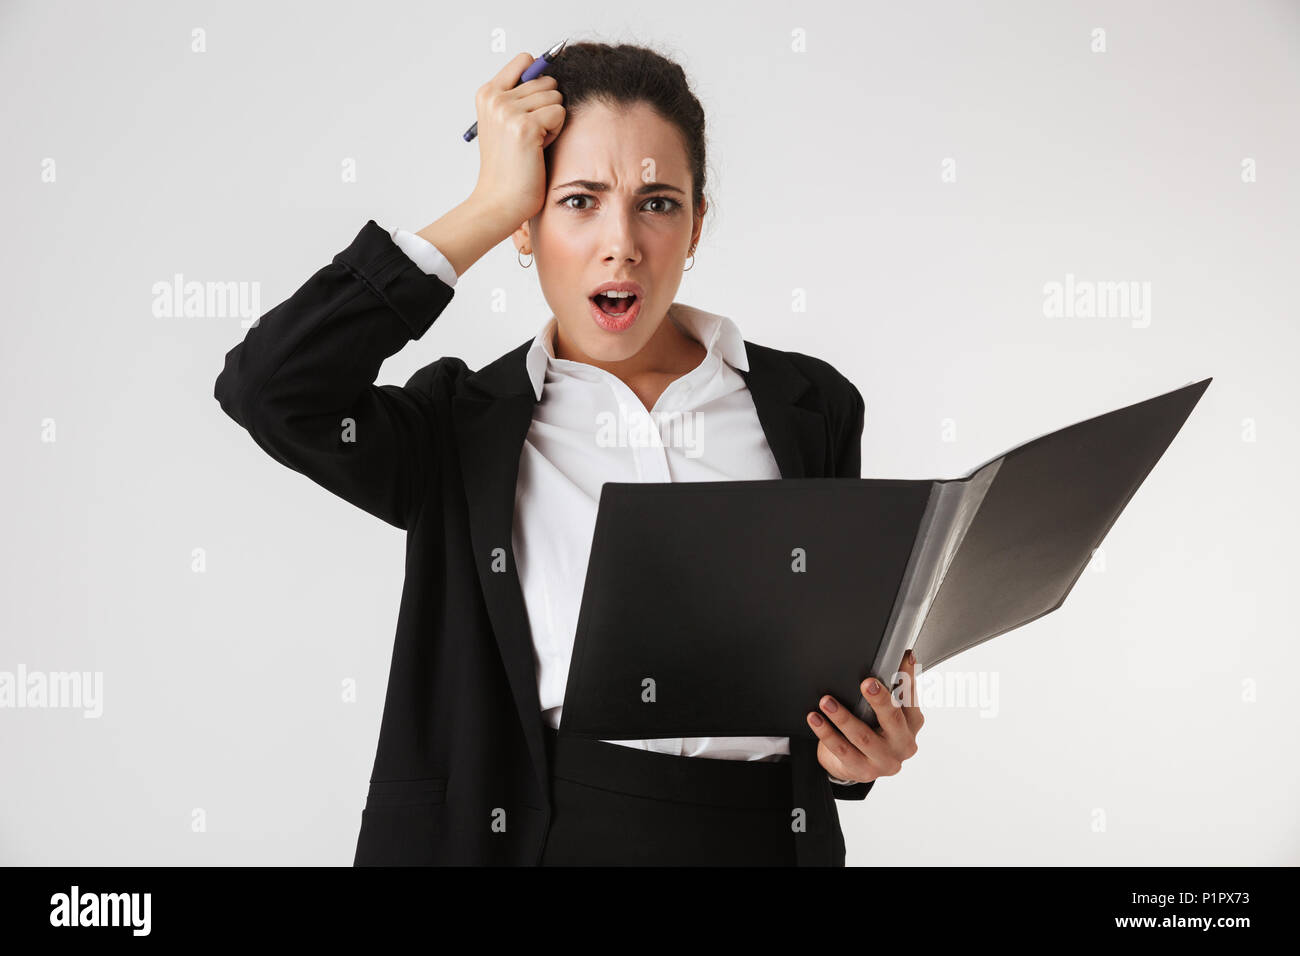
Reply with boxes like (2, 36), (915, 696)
(214, 219), (875, 867)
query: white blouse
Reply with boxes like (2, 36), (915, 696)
(388, 225), (852, 783)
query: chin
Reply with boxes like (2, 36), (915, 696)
(573, 331), (646, 362)
(563, 305), (660, 360)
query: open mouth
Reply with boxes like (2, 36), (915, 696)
(591, 292), (638, 317)
(588, 291), (642, 331)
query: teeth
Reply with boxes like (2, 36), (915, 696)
(596, 290), (636, 299)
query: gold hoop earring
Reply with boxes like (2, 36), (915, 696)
(517, 249), (533, 268)
(683, 250), (696, 272)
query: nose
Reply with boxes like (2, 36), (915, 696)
(598, 204), (641, 264)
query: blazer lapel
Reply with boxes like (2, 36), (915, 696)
(737, 341), (826, 481)
(452, 340), (548, 800)
(452, 336), (831, 812)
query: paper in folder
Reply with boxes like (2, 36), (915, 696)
(557, 377), (1212, 740)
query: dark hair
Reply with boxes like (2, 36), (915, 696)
(543, 41), (711, 228)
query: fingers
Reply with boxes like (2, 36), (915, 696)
(477, 64), (562, 147)
(513, 88), (563, 114)
(489, 51), (540, 91)
(508, 75), (559, 101)
(806, 709), (867, 782)
(806, 654), (927, 782)
(807, 695), (889, 781)
(538, 103), (566, 149)
(861, 673), (911, 749)
(478, 54), (556, 115)
(893, 649), (926, 739)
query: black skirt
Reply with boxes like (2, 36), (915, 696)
(540, 725), (800, 866)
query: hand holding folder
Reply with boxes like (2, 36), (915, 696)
(557, 377), (1212, 741)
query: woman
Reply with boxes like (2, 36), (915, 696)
(214, 41), (921, 866)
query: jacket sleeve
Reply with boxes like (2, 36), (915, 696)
(829, 376), (877, 801)
(213, 220), (455, 531)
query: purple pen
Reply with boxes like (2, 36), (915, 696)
(463, 38), (568, 142)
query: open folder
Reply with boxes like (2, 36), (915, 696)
(557, 377), (1212, 740)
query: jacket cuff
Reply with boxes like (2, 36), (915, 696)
(830, 778), (876, 801)
(390, 226), (460, 289)
(332, 219), (455, 339)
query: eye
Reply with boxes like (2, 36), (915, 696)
(556, 194), (681, 214)
(644, 196), (681, 214)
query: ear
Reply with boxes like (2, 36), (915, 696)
(513, 219), (532, 255)
(690, 196), (707, 251)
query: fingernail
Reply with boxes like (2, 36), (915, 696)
(809, 712), (824, 727)
(866, 679), (880, 695)
(821, 696), (838, 713)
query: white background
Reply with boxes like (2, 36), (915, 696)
(2, 0), (1296, 864)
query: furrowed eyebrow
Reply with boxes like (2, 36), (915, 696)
(551, 179), (686, 196)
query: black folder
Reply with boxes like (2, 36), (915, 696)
(557, 377), (1212, 740)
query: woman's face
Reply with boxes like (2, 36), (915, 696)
(515, 99), (704, 365)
